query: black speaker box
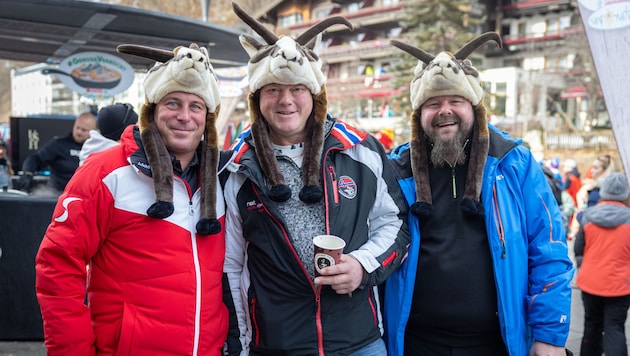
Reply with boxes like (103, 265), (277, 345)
(0, 194), (56, 340)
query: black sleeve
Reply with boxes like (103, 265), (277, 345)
(573, 223), (585, 268)
(222, 273), (242, 356)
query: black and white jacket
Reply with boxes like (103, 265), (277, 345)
(222, 114), (410, 355)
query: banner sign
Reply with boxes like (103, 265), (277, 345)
(578, 0), (630, 177)
(41, 52), (134, 100)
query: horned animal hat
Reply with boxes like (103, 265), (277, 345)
(233, 2), (352, 203)
(391, 32), (502, 218)
(116, 43), (221, 235)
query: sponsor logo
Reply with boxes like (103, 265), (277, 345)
(337, 176), (357, 199)
(54, 197), (82, 223)
(246, 199), (264, 212)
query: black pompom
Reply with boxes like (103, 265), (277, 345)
(460, 198), (485, 217)
(196, 218), (222, 236)
(268, 184), (292, 202)
(299, 185), (323, 204)
(147, 201), (175, 219)
(410, 201), (433, 218)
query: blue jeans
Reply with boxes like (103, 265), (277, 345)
(348, 338), (387, 356)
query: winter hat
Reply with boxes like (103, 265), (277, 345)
(600, 172), (629, 202)
(390, 32), (502, 218)
(233, 2), (352, 203)
(117, 43), (221, 236)
(97, 103), (138, 141)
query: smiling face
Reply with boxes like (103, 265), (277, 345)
(259, 83), (314, 145)
(154, 91), (207, 169)
(420, 95), (475, 166)
(420, 95), (474, 141)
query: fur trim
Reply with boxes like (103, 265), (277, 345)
(391, 33), (500, 218)
(234, 3), (352, 204)
(144, 44), (220, 113)
(119, 43), (221, 236)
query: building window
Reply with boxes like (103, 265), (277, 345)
(517, 22), (526, 37)
(279, 13), (303, 27)
(547, 18), (559, 35)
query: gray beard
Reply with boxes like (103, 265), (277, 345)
(430, 131), (468, 167)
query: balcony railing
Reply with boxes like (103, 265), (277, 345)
(287, 3), (406, 32)
(321, 39), (396, 62)
(546, 132), (617, 150)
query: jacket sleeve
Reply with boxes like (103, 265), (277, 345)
(222, 171), (249, 356)
(348, 138), (410, 287)
(22, 138), (60, 173)
(34, 163), (108, 355)
(573, 222), (585, 268)
(518, 149), (574, 347)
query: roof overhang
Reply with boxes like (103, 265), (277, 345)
(0, 0), (248, 69)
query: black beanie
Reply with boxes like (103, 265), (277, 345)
(97, 103), (138, 141)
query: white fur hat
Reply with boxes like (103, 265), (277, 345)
(409, 53), (484, 110)
(117, 43), (222, 236)
(144, 45), (220, 113)
(390, 33), (502, 218)
(243, 35), (327, 95)
(233, 2), (352, 204)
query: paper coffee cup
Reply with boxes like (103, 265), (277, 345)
(313, 234), (346, 275)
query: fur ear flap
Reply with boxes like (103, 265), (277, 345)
(141, 102), (175, 219)
(248, 92), (291, 202)
(299, 87), (326, 203)
(409, 109), (433, 218)
(196, 107), (222, 236)
(460, 104), (488, 217)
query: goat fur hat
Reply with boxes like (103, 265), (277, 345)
(117, 43), (221, 236)
(391, 33), (502, 218)
(233, 2), (352, 203)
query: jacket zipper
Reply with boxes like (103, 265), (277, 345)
(327, 165), (339, 204)
(492, 185), (506, 258)
(315, 291), (324, 356)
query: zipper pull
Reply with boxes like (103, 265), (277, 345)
(189, 200), (193, 215)
(451, 167), (457, 199)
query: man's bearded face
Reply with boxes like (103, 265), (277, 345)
(429, 113), (470, 167)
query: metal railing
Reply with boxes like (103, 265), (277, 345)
(545, 131), (617, 150)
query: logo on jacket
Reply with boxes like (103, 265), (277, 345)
(246, 199), (264, 212)
(337, 176), (357, 199)
(54, 197), (82, 223)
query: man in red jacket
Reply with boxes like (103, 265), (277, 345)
(35, 43), (227, 356)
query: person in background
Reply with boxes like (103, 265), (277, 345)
(79, 102), (138, 165)
(222, 4), (409, 355)
(383, 33), (574, 356)
(542, 163), (575, 239)
(17, 111), (97, 195)
(570, 154), (618, 238)
(576, 154), (617, 210)
(574, 172), (630, 356)
(562, 158), (581, 208)
(0, 138), (13, 189)
(35, 43), (228, 355)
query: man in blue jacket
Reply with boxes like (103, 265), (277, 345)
(383, 33), (574, 355)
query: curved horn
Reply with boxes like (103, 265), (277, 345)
(453, 32), (502, 60)
(295, 16), (353, 46)
(390, 39), (435, 64)
(117, 44), (174, 63)
(232, 2), (278, 44)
